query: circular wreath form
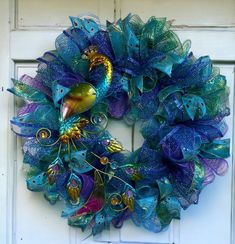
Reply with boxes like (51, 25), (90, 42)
(9, 14), (230, 234)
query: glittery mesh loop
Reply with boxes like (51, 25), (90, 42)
(8, 13), (230, 235)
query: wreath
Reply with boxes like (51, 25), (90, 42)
(9, 14), (230, 234)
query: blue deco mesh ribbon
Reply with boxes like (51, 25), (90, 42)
(8, 13), (230, 235)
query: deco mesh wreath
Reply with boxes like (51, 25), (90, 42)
(9, 14), (230, 234)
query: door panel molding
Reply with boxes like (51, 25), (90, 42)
(11, 0), (115, 30)
(10, 30), (235, 61)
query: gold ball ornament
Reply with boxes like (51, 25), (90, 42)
(110, 196), (122, 206)
(36, 128), (51, 142)
(100, 156), (109, 165)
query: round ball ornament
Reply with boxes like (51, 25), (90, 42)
(9, 13), (230, 235)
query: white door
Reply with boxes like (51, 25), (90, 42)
(1, 1), (235, 244)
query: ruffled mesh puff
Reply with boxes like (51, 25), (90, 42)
(8, 13), (230, 234)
